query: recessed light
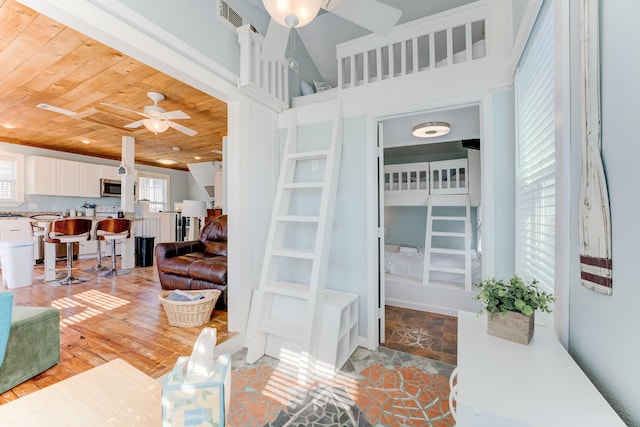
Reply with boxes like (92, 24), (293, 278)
(194, 156), (201, 160)
(157, 159), (178, 165)
(81, 139), (91, 144)
(172, 146), (181, 152)
(412, 121), (450, 138)
(2, 123), (16, 129)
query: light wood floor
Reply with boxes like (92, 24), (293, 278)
(0, 257), (230, 405)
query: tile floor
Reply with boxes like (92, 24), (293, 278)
(226, 306), (458, 427)
(383, 306), (458, 365)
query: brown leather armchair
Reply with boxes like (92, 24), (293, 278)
(155, 215), (227, 308)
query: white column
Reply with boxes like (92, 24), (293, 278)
(120, 135), (136, 269)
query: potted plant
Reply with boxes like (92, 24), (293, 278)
(473, 275), (555, 345)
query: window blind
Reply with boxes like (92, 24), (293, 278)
(139, 176), (168, 212)
(0, 157), (17, 201)
(514, 0), (555, 294)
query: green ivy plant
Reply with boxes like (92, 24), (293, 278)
(474, 275), (555, 318)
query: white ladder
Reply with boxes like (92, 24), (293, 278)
(245, 102), (343, 365)
(423, 194), (472, 291)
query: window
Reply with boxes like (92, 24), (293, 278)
(514, 0), (555, 294)
(0, 151), (24, 205)
(138, 173), (169, 212)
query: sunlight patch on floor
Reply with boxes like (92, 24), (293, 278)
(52, 289), (130, 327)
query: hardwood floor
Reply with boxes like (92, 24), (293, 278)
(0, 258), (231, 405)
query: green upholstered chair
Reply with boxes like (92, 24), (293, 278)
(0, 291), (61, 394)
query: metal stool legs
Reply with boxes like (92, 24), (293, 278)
(55, 242), (89, 286)
(97, 239), (131, 277)
(84, 239), (110, 273)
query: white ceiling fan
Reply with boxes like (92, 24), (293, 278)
(101, 91), (198, 136)
(258, 0), (402, 60)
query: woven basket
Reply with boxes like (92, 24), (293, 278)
(158, 290), (221, 327)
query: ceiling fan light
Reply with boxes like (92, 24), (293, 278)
(263, 0), (322, 28)
(143, 118), (169, 134)
(412, 121), (451, 138)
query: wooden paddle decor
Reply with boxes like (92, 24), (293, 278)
(579, 0), (612, 295)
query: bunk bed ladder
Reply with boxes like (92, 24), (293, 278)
(246, 102), (343, 366)
(424, 194), (472, 291)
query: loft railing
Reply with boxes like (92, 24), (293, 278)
(335, 2), (488, 90)
(237, 25), (289, 111)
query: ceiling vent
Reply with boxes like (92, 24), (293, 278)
(217, 0), (245, 30)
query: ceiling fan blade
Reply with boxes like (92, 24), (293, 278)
(260, 19), (290, 61)
(124, 120), (144, 129)
(168, 121), (198, 137)
(36, 103), (78, 116)
(163, 110), (190, 120)
(100, 103), (149, 118)
(325, 0), (401, 35)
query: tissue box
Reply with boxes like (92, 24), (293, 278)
(162, 353), (231, 427)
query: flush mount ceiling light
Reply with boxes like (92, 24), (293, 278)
(157, 159), (178, 165)
(143, 118), (170, 134)
(262, 0), (322, 28)
(412, 121), (451, 138)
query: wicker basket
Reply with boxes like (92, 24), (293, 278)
(158, 290), (221, 327)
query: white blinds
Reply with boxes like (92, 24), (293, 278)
(139, 176), (168, 212)
(0, 157), (17, 201)
(514, 0), (555, 294)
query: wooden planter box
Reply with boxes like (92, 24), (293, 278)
(487, 311), (535, 345)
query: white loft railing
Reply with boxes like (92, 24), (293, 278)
(335, 2), (488, 90)
(237, 25), (289, 111)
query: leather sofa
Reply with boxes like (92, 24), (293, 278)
(155, 215), (227, 308)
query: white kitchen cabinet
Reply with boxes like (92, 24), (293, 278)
(26, 156), (57, 195)
(57, 158), (78, 196)
(77, 162), (100, 197)
(26, 156), (101, 198)
(100, 165), (120, 181)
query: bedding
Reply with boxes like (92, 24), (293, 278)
(384, 247), (482, 284)
(291, 87), (338, 108)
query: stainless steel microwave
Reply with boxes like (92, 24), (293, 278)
(100, 179), (121, 197)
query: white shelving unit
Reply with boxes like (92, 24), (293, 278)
(264, 289), (359, 373)
(317, 290), (358, 372)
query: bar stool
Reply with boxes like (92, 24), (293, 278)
(44, 218), (93, 286)
(29, 214), (63, 261)
(84, 221), (110, 273)
(96, 218), (132, 277)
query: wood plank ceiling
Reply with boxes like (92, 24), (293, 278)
(0, 0), (227, 171)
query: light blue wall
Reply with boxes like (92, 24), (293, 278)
(491, 88), (515, 279)
(119, 0), (322, 99)
(328, 115), (368, 336)
(0, 142), (189, 213)
(568, 1), (640, 424)
(512, 0), (530, 41)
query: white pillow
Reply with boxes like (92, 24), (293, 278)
(313, 80), (332, 92)
(300, 81), (314, 96)
(398, 246), (418, 254)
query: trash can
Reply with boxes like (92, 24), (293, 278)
(135, 236), (155, 267)
(0, 240), (35, 288)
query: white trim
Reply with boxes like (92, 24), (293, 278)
(554, 0), (572, 346)
(367, 116), (380, 349)
(0, 151), (25, 207)
(511, 0), (545, 72)
(18, 0), (239, 103)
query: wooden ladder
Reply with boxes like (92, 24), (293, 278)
(245, 102), (343, 365)
(424, 194), (472, 291)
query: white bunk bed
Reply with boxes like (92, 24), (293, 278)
(384, 158), (482, 315)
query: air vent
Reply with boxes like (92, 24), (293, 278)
(217, 0), (245, 30)
(204, 185), (216, 199)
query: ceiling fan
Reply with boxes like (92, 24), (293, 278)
(258, 0), (402, 60)
(101, 91), (198, 136)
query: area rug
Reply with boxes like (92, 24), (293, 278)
(228, 347), (455, 427)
